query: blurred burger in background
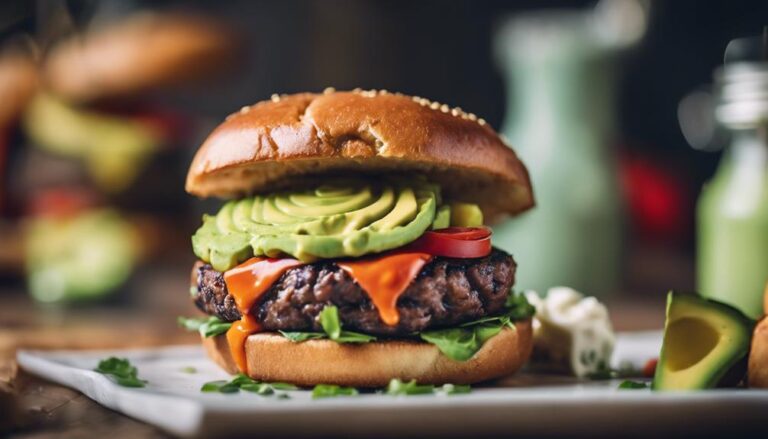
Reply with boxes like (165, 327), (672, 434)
(0, 8), (241, 304)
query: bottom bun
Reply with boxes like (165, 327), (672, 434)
(202, 319), (533, 387)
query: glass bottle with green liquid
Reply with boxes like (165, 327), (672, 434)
(695, 67), (768, 319)
(492, 2), (646, 297)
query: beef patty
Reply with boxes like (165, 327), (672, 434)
(191, 249), (516, 336)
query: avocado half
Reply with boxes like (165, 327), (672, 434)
(652, 292), (754, 391)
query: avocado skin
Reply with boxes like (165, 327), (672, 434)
(652, 292), (755, 391)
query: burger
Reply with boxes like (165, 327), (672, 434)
(184, 88), (535, 387)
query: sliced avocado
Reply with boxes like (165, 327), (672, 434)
(431, 204), (451, 229)
(652, 291), (754, 390)
(450, 202), (483, 227)
(191, 179), (440, 270)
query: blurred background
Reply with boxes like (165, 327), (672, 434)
(1, 0), (767, 356)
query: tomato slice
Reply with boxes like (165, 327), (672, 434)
(429, 226), (492, 240)
(403, 227), (492, 258)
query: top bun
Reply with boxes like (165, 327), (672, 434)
(44, 13), (238, 103)
(186, 89), (534, 217)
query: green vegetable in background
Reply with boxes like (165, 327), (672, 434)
(94, 357), (146, 388)
(311, 384), (359, 399)
(178, 316), (232, 338)
(25, 209), (137, 303)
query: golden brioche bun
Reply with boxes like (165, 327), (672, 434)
(44, 12), (238, 102)
(186, 90), (534, 218)
(749, 316), (768, 388)
(202, 321), (533, 387)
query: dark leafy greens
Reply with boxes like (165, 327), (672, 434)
(280, 306), (376, 344)
(178, 315), (232, 338)
(94, 357), (146, 388)
(420, 291), (535, 361)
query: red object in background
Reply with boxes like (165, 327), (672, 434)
(642, 358), (658, 378)
(27, 188), (99, 218)
(90, 102), (189, 146)
(620, 153), (692, 242)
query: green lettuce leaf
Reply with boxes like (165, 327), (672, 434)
(94, 357), (146, 388)
(420, 291), (533, 361)
(281, 306), (375, 344)
(178, 316), (232, 338)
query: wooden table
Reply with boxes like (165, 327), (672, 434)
(0, 267), (666, 438)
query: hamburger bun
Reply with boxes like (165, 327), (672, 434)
(202, 321), (533, 387)
(186, 90), (534, 218)
(44, 12), (239, 102)
(0, 52), (38, 128)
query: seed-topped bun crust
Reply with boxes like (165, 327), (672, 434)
(186, 90), (534, 217)
(202, 321), (533, 387)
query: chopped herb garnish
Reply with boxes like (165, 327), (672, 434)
(386, 379), (435, 395)
(94, 357), (146, 388)
(442, 383), (472, 395)
(200, 373), (298, 396)
(385, 379), (472, 396)
(180, 366), (197, 374)
(178, 316), (232, 338)
(618, 380), (650, 389)
(311, 384), (359, 399)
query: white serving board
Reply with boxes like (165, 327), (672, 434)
(17, 331), (768, 438)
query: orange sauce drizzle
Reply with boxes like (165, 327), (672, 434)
(223, 257), (303, 373)
(338, 252), (432, 326)
(225, 314), (262, 373)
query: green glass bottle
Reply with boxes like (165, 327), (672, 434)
(697, 63), (768, 319)
(492, 9), (641, 296)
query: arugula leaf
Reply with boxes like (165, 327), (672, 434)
(442, 383), (471, 395)
(386, 379), (435, 395)
(320, 306), (342, 339)
(420, 328), (480, 361)
(505, 290), (536, 320)
(178, 316), (232, 338)
(332, 331), (377, 343)
(420, 291), (534, 361)
(280, 307), (375, 344)
(200, 373), (297, 396)
(94, 357), (146, 388)
(311, 384), (359, 399)
(618, 380), (650, 390)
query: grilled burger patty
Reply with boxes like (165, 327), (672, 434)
(191, 249), (516, 336)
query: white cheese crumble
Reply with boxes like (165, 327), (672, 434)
(525, 287), (615, 377)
